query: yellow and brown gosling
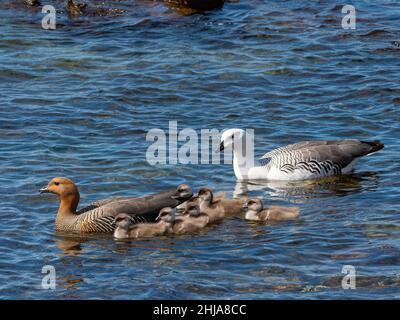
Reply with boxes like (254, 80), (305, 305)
(39, 177), (192, 233)
(113, 208), (175, 239)
(176, 191), (245, 216)
(219, 197), (247, 216)
(243, 198), (300, 222)
(197, 188), (225, 224)
(172, 202), (209, 235)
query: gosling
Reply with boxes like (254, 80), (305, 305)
(197, 188), (225, 223)
(173, 202), (209, 235)
(243, 198), (300, 222)
(113, 208), (175, 239)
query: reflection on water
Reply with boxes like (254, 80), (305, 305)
(233, 172), (380, 202)
(55, 238), (83, 256)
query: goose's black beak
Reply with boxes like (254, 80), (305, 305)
(39, 186), (49, 194)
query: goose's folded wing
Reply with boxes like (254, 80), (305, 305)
(259, 140), (383, 168)
(78, 189), (182, 222)
(77, 196), (128, 214)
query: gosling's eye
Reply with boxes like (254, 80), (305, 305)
(54, 182), (60, 186)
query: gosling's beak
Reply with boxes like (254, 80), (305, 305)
(39, 186), (50, 194)
(171, 195), (180, 199)
(219, 141), (224, 152)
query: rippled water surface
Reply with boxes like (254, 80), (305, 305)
(0, 0), (399, 299)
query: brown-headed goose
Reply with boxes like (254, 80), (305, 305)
(197, 188), (225, 223)
(172, 202), (209, 235)
(39, 177), (192, 233)
(244, 198), (300, 221)
(113, 208), (175, 239)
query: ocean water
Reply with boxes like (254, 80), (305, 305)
(0, 0), (399, 299)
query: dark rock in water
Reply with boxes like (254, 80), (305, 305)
(166, 0), (225, 11)
(66, 0), (125, 17)
(25, 0), (41, 6)
(66, 0), (87, 16)
(91, 7), (126, 17)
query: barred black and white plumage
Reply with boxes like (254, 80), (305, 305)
(219, 129), (384, 181)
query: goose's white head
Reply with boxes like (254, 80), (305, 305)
(219, 128), (245, 151)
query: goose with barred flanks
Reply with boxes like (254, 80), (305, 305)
(39, 177), (192, 233)
(219, 129), (384, 181)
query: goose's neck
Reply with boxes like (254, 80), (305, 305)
(232, 145), (252, 180)
(199, 199), (210, 212)
(245, 210), (260, 221)
(199, 200), (206, 212)
(56, 193), (80, 225)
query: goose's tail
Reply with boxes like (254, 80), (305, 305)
(362, 140), (384, 155)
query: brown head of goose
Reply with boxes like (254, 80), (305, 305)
(243, 198), (300, 221)
(39, 177), (192, 233)
(113, 207), (175, 239)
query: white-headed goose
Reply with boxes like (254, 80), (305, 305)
(219, 128), (384, 181)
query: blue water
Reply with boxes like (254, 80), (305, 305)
(0, 0), (399, 299)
